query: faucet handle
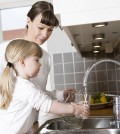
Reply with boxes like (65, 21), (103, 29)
(109, 120), (115, 126)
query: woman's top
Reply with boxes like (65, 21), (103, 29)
(0, 76), (52, 134)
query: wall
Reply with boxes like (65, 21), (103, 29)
(52, 48), (120, 95)
(43, 19), (120, 95)
(115, 44), (120, 93)
(47, 27), (77, 90)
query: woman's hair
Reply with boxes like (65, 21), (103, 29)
(26, 1), (59, 27)
(0, 39), (43, 109)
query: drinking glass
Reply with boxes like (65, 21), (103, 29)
(74, 93), (91, 119)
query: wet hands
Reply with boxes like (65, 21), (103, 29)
(64, 89), (90, 119)
(71, 102), (90, 119)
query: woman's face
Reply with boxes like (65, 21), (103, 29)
(27, 14), (54, 45)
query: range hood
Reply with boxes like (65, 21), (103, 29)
(53, 0), (120, 55)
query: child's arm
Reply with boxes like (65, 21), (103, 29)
(49, 100), (89, 118)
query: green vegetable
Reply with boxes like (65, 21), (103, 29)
(93, 93), (101, 100)
(94, 99), (100, 103)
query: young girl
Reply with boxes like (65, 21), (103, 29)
(0, 39), (89, 134)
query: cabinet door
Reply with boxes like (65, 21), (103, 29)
(0, 0), (38, 9)
(53, 0), (120, 26)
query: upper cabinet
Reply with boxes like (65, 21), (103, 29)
(0, 0), (39, 9)
(53, 0), (120, 55)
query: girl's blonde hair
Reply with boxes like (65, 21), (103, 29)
(0, 39), (43, 109)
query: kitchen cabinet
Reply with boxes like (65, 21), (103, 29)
(53, 0), (120, 55)
(0, 0), (41, 9)
(53, 0), (120, 26)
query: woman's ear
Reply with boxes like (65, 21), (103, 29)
(27, 17), (31, 28)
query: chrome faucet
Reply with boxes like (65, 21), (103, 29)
(109, 96), (120, 128)
(83, 58), (120, 92)
(83, 58), (120, 128)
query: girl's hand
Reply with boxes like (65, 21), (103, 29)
(71, 102), (90, 119)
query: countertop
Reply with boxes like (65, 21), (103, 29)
(90, 106), (113, 116)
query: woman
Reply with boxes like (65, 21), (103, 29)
(0, 1), (75, 125)
(0, 39), (88, 134)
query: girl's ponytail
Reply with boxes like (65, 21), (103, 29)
(0, 63), (15, 109)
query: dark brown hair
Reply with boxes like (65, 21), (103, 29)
(27, 1), (59, 27)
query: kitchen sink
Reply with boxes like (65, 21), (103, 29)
(39, 129), (120, 134)
(34, 116), (120, 134)
(45, 116), (114, 130)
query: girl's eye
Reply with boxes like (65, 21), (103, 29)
(38, 26), (44, 30)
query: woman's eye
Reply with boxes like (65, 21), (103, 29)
(38, 27), (43, 30)
(48, 29), (53, 32)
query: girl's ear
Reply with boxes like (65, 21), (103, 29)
(19, 58), (25, 66)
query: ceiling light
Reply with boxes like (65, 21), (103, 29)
(92, 22), (108, 28)
(93, 47), (100, 53)
(93, 42), (102, 48)
(93, 33), (105, 40)
(93, 50), (99, 53)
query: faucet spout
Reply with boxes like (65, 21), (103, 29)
(83, 58), (120, 89)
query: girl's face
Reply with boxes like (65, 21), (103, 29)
(27, 14), (54, 45)
(24, 55), (41, 79)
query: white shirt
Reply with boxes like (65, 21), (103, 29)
(0, 40), (64, 125)
(0, 76), (52, 134)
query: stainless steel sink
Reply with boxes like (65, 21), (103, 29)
(39, 129), (120, 134)
(34, 116), (120, 134)
(43, 116), (114, 130)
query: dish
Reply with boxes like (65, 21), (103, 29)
(90, 101), (113, 109)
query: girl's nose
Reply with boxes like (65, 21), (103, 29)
(39, 62), (42, 67)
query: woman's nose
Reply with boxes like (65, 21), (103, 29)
(42, 30), (48, 38)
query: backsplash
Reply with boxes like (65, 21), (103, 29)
(115, 44), (120, 94)
(53, 47), (120, 95)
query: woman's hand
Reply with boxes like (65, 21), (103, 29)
(63, 88), (76, 102)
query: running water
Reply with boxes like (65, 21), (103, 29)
(81, 88), (90, 120)
(84, 88), (89, 105)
